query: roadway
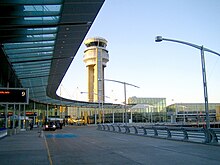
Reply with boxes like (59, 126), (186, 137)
(46, 126), (220, 165)
(0, 126), (220, 165)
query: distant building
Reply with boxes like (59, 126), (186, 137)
(166, 103), (220, 123)
(128, 96), (166, 122)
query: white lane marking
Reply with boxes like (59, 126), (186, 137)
(111, 136), (129, 142)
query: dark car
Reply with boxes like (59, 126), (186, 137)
(43, 122), (56, 131)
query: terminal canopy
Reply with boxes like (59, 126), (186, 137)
(0, 0), (106, 107)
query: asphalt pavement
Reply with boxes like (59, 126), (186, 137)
(46, 126), (220, 165)
(0, 128), (49, 165)
(1, 126), (220, 165)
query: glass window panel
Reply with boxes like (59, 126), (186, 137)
(8, 53), (53, 60)
(24, 5), (62, 12)
(15, 66), (50, 73)
(14, 60), (51, 66)
(9, 52), (53, 59)
(27, 34), (56, 38)
(15, 11), (60, 17)
(19, 19), (59, 25)
(10, 57), (52, 63)
(17, 70), (50, 77)
(13, 61), (51, 68)
(26, 28), (58, 34)
(3, 40), (55, 49)
(24, 16), (60, 21)
(1, 0), (63, 5)
(28, 27), (57, 31)
(6, 47), (54, 54)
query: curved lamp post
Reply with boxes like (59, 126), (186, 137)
(80, 91), (110, 125)
(80, 91), (100, 125)
(155, 36), (220, 128)
(104, 79), (140, 125)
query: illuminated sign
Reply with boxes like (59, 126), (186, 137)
(0, 88), (29, 104)
(26, 112), (37, 116)
(0, 112), (13, 117)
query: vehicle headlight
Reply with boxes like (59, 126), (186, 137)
(46, 125), (48, 128)
(53, 125), (56, 128)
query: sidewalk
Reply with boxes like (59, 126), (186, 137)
(0, 128), (50, 165)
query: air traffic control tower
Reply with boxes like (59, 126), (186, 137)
(83, 37), (109, 103)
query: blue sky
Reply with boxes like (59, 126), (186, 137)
(57, 0), (220, 105)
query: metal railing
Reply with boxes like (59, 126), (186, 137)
(97, 124), (220, 145)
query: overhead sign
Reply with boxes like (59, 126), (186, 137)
(0, 88), (29, 104)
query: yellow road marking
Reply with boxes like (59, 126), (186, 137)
(44, 134), (53, 165)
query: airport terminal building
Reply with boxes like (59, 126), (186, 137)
(0, 0), (106, 130)
(128, 97), (167, 122)
(167, 103), (220, 125)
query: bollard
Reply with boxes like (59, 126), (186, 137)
(16, 128), (20, 134)
(7, 129), (12, 136)
(13, 128), (16, 135)
(39, 130), (44, 138)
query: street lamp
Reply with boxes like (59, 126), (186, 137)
(80, 91), (99, 125)
(80, 91), (110, 125)
(155, 36), (220, 128)
(104, 79), (140, 125)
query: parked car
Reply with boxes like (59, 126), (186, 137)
(43, 122), (56, 131)
(47, 117), (64, 129)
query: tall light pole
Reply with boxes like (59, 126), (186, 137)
(80, 91), (99, 125)
(155, 36), (220, 129)
(80, 91), (110, 125)
(104, 79), (140, 125)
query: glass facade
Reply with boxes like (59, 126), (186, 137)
(0, 100), (69, 129)
(67, 105), (126, 124)
(166, 103), (220, 124)
(128, 97), (166, 122)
